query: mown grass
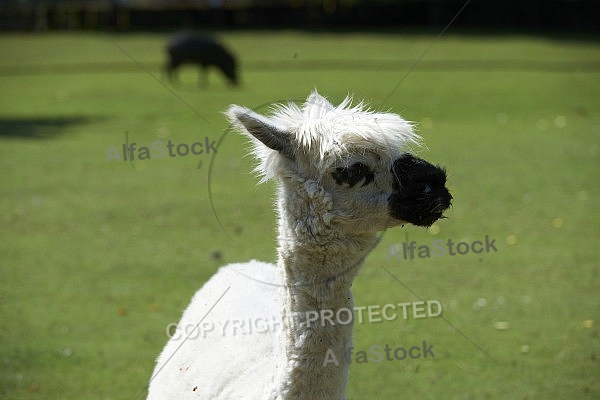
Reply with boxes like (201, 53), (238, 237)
(0, 31), (598, 399)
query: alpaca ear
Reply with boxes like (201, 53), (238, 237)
(304, 90), (334, 120)
(226, 105), (296, 161)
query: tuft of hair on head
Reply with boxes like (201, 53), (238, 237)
(226, 90), (423, 182)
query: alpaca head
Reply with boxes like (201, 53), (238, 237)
(226, 91), (452, 235)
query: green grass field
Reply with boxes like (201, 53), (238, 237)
(0, 30), (598, 399)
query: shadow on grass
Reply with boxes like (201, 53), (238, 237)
(0, 116), (103, 139)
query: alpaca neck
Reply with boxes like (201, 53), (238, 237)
(276, 180), (379, 399)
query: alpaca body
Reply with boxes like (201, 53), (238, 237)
(148, 261), (285, 400)
(149, 181), (377, 399)
(147, 252), (361, 400)
(147, 91), (452, 399)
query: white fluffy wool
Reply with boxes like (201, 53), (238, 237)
(147, 91), (421, 400)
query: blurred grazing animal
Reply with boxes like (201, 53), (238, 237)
(165, 33), (238, 87)
(147, 91), (452, 399)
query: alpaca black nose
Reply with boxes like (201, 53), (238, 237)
(388, 154), (452, 227)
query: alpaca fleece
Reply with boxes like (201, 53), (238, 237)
(147, 91), (451, 399)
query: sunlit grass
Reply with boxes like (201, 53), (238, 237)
(0, 31), (598, 399)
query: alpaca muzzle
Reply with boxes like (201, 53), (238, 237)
(388, 154), (452, 227)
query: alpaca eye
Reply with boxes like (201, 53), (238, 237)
(332, 162), (374, 188)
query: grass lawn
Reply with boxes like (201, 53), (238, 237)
(0, 30), (598, 399)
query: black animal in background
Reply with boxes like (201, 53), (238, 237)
(165, 33), (238, 87)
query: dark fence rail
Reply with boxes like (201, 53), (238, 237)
(0, 1), (598, 32)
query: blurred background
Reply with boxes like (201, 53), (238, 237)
(1, 0), (599, 31)
(0, 1), (598, 399)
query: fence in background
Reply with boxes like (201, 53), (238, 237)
(0, 0), (598, 32)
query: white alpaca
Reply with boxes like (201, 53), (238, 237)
(147, 91), (451, 400)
